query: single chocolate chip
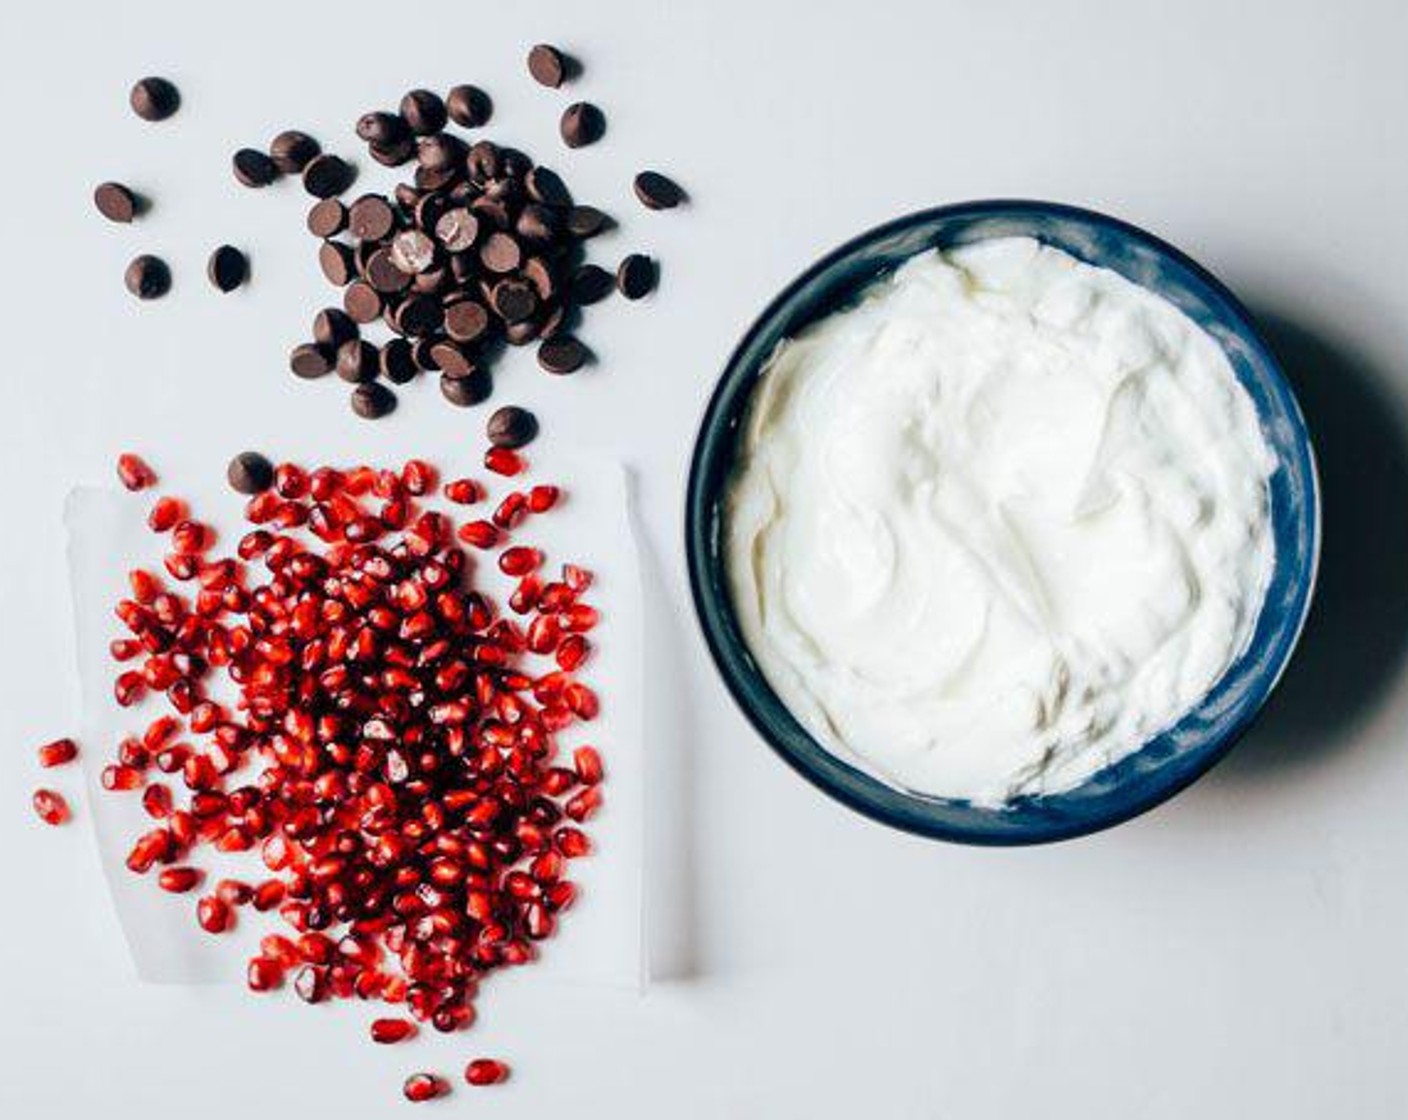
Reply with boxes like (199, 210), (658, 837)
(466, 140), (502, 183)
(380, 338), (418, 383)
(357, 112), (409, 145)
(370, 138), (416, 167)
(124, 255), (170, 299)
(207, 245), (248, 292)
(365, 249), (412, 294)
(416, 164), (459, 192)
(480, 231), (522, 274)
(492, 279), (538, 323)
(319, 241), (355, 286)
(515, 203), (560, 244)
(417, 134), (464, 174)
(527, 44), (570, 88)
(94, 182), (140, 223)
(307, 199), (347, 238)
(617, 253), (656, 299)
(525, 166), (571, 208)
(505, 318), (542, 346)
(400, 89), (447, 135)
(354, 239), (380, 278)
(395, 183), (423, 211)
(290, 343), (334, 378)
(313, 307), (357, 348)
(434, 208), (479, 252)
(522, 257), (557, 301)
(444, 299), (490, 342)
(343, 281), (384, 323)
(440, 368), (492, 407)
(540, 301), (568, 339)
(398, 293), (444, 335)
(566, 205), (612, 239)
(487, 405), (538, 448)
(430, 341), (476, 376)
(303, 154), (355, 199)
(350, 382), (397, 419)
(633, 170), (684, 210)
(449, 252), (479, 285)
(572, 263), (614, 304)
(413, 266), (448, 294)
(538, 335), (588, 374)
(390, 229), (437, 274)
(270, 130), (321, 174)
(470, 195), (512, 231)
(337, 339), (379, 382)
(446, 84), (492, 128)
(560, 102), (604, 148)
(130, 77), (179, 121)
(233, 148), (278, 188)
(227, 451), (274, 494)
(412, 337), (442, 371)
(348, 195), (395, 241)
(412, 191), (446, 231)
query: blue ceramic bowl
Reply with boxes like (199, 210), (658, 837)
(685, 200), (1321, 845)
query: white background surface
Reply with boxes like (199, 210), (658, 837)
(2, 1), (1407, 1117)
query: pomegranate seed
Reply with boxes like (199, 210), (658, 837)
(158, 866), (203, 893)
(114, 671), (145, 706)
(247, 956), (284, 992)
(196, 895), (232, 933)
(556, 634), (590, 671)
(172, 520), (208, 555)
(147, 496), (185, 531)
(457, 519), (499, 549)
(465, 1059), (509, 1086)
(216, 879), (253, 906)
(563, 564), (593, 591)
(528, 485), (560, 512)
(101, 764), (143, 791)
(492, 491), (527, 529)
(32, 789), (70, 825)
(560, 603), (599, 632)
(498, 546), (542, 577)
(443, 478), (480, 504)
(483, 447), (523, 476)
(370, 1017), (417, 1043)
(252, 880), (286, 911)
(566, 786), (603, 822)
(142, 783), (173, 819)
(260, 934), (301, 968)
(401, 460), (437, 495)
(403, 1074), (447, 1103)
(573, 746), (604, 785)
(110, 638), (142, 661)
(294, 966), (328, 1003)
(564, 682), (600, 719)
(555, 827), (591, 858)
(116, 452), (157, 492)
(37, 738), (79, 768)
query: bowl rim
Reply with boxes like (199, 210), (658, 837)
(684, 198), (1322, 846)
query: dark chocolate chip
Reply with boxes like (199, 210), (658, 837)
(430, 341), (476, 376)
(270, 130), (321, 174)
(365, 249), (412, 294)
(413, 266), (448, 294)
(370, 138), (416, 167)
(390, 229), (437, 274)
(398, 293), (444, 335)
(207, 245), (248, 292)
(313, 308), (358, 348)
(446, 84), (493, 128)
(444, 299), (490, 343)
(572, 263), (614, 304)
(94, 182), (140, 223)
(434, 208), (479, 252)
(336, 339), (379, 382)
(400, 89), (447, 135)
(522, 257), (557, 301)
(525, 166), (572, 208)
(290, 343), (335, 378)
(303, 154), (355, 199)
(527, 44), (570, 88)
(319, 241), (356, 286)
(566, 205), (611, 239)
(487, 405), (538, 448)
(515, 203), (560, 244)
(559, 102), (604, 148)
(233, 148), (278, 188)
(307, 199), (348, 238)
(412, 191), (447, 232)
(492, 279), (538, 323)
(465, 140), (502, 183)
(480, 231), (522, 274)
(633, 170), (685, 210)
(616, 253), (656, 299)
(412, 337), (442, 371)
(227, 451), (274, 494)
(130, 77), (179, 121)
(348, 195), (395, 241)
(415, 164), (460, 192)
(124, 255), (170, 300)
(505, 318), (542, 346)
(380, 338), (418, 383)
(357, 112), (409, 145)
(417, 134), (465, 173)
(440, 368), (492, 407)
(350, 382), (396, 419)
(343, 281), (384, 323)
(538, 335), (588, 374)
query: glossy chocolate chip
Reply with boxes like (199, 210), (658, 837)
(227, 451), (274, 495)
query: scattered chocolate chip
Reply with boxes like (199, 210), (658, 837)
(444, 299), (490, 343)
(390, 229), (437, 274)
(400, 89), (447, 135)
(207, 245), (248, 292)
(480, 231), (522, 274)
(430, 341), (476, 376)
(491, 279), (537, 323)
(440, 368), (493, 407)
(319, 241), (355, 286)
(522, 257), (557, 301)
(417, 134), (464, 173)
(94, 182), (140, 223)
(413, 266), (447, 294)
(566, 205), (611, 239)
(124, 255), (170, 300)
(525, 166), (572, 208)
(466, 140), (502, 183)
(487, 405), (538, 448)
(290, 343), (334, 378)
(270, 130), (321, 174)
(633, 170), (684, 210)
(370, 138), (416, 167)
(572, 263), (614, 304)
(233, 148), (278, 188)
(348, 195), (395, 240)
(411, 337), (441, 371)
(617, 253), (656, 300)
(538, 335), (589, 374)
(398, 293), (444, 335)
(313, 308), (358, 348)
(559, 102), (604, 148)
(307, 199), (348, 238)
(357, 112), (409, 145)
(130, 77), (179, 121)
(434, 208), (479, 252)
(350, 382), (397, 419)
(515, 204), (559, 244)
(527, 44), (570, 88)
(303, 154), (355, 199)
(343, 281), (384, 323)
(336, 339), (379, 382)
(446, 84), (493, 128)
(366, 249), (412, 294)
(227, 451), (274, 494)
(380, 338), (418, 383)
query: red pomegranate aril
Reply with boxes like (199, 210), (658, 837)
(484, 447), (523, 476)
(142, 782), (173, 819)
(260, 934), (301, 968)
(556, 634), (591, 671)
(401, 459), (437, 495)
(158, 866), (203, 893)
(32, 788), (70, 826)
(114, 671), (146, 707)
(217, 878), (253, 906)
(117, 452), (157, 491)
(293, 965), (328, 1003)
(555, 827), (591, 858)
(528, 484), (560, 512)
(147, 495), (185, 531)
(498, 546), (542, 577)
(560, 603), (599, 632)
(403, 1074), (446, 1103)
(457, 519), (499, 549)
(370, 1017), (417, 1043)
(196, 895), (232, 933)
(101, 763), (143, 791)
(247, 956), (284, 992)
(37, 737), (79, 768)
(544, 880), (577, 912)
(129, 568), (161, 603)
(492, 491), (527, 529)
(443, 478), (480, 504)
(464, 1059), (509, 1086)
(172, 520), (208, 555)
(110, 638), (142, 661)
(566, 786), (603, 822)
(573, 745), (603, 784)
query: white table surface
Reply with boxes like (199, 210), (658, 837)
(4, 1), (1408, 1116)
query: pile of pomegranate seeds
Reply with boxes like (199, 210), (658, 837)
(79, 451), (603, 1100)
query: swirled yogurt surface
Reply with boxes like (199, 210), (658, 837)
(725, 237), (1276, 805)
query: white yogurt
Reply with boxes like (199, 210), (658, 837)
(725, 237), (1276, 805)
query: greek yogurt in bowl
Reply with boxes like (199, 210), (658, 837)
(723, 236), (1277, 807)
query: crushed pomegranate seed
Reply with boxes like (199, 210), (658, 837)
(116, 452), (157, 492)
(465, 1058), (510, 1086)
(403, 1074), (447, 1103)
(37, 738), (79, 768)
(32, 789), (70, 825)
(370, 1017), (417, 1043)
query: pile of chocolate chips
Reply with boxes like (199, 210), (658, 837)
(288, 47), (681, 420)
